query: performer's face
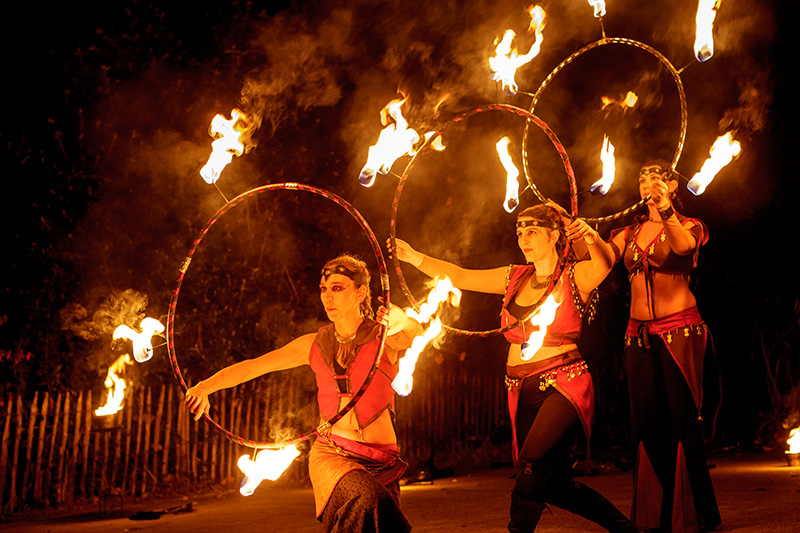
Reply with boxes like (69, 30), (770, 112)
(320, 273), (364, 322)
(638, 165), (668, 198)
(516, 217), (556, 262)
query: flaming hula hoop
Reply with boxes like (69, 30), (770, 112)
(522, 37), (689, 224)
(389, 104), (577, 337)
(166, 183), (390, 449)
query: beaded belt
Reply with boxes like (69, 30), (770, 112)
(504, 359), (589, 391)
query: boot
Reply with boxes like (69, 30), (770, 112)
(508, 492), (547, 533)
(550, 479), (638, 533)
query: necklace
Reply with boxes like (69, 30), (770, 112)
(334, 330), (357, 344)
(529, 271), (555, 290)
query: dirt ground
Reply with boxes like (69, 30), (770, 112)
(3, 450), (799, 532)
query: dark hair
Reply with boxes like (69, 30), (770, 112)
(516, 204), (571, 261)
(636, 159), (684, 222)
(321, 254), (373, 319)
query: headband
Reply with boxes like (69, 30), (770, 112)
(321, 264), (360, 280)
(516, 219), (559, 230)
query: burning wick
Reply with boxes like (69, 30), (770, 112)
(600, 91), (638, 111)
(392, 278), (461, 396)
(687, 131), (741, 196)
(590, 135), (616, 195)
(359, 98), (439, 187)
(587, 0), (606, 18)
(199, 108), (250, 185)
(520, 294), (561, 360)
(489, 5), (546, 95)
(496, 137), (521, 212)
(113, 317), (165, 363)
(95, 353), (134, 416)
(237, 445), (300, 496)
(786, 428), (800, 455)
(694, 0), (722, 62)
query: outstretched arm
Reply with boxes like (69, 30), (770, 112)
(185, 333), (315, 420)
(566, 218), (615, 295)
(392, 238), (508, 295)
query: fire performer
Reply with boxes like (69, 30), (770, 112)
(604, 160), (721, 532)
(393, 205), (636, 532)
(185, 254), (422, 532)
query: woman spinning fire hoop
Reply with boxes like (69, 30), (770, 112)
(394, 204), (636, 532)
(185, 254), (422, 533)
(603, 160), (721, 533)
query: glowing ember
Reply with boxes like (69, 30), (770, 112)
(237, 444), (300, 496)
(359, 98), (427, 187)
(590, 135), (616, 195)
(587, 0), (606, 18)
(687, 131), (741, 196)
(601, 91), (638, 111)
(787, 428), (800, 455)
(199, 109), (250, 184)
(694, 0), (722, 62)
(520, 294), (561, 361)
(489, 5), (546, 95)
(113, 317), (165, 363)
(393, 278), (461, 396)
(95, 353), (134, 416)
(496, 137), (521, 212)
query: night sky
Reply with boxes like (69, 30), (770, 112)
(2, 0), (796, 446)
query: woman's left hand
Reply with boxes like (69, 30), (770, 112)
(376, 298), (409, 336)
(565, 218), (599, 245)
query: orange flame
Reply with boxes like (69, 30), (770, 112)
(237, 444), (300, 496)
(786, 428), (800, 455)
(113, 317), (165, 363)
(587, 0), (606, 18)
(520, 294), (561, 360)
(694, 0), (722, 62)
(359, 98), (429, 187)
(489, 6), (546, 95)
(95, 353), (134, 416)
(496, 137), (521, 212)
(199, 109), (250, 184)
(687, 132), (741, 195)
(590, 135), (616, 195)
(601, 91), (638, 111)
(393, 278), (461, 396)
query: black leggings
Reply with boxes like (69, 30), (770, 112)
(319, 469), (411, 533)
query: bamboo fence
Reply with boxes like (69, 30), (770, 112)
(0, 366), (507, 516)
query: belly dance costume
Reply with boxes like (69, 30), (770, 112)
(610, 216), (720, 533)
(308, 318), (418, 532)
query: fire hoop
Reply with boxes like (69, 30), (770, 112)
(166, 183), (390, 449)
(522, 37), (689, 224)
(389, 104), (577, 337)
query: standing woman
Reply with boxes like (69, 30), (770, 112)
(606, 160), (721, 532)
(185, 254), (422, 533)
(394, 204), (636, 533)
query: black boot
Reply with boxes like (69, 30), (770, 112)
(508, 492), (547, 533)
(550, 479), (638, 533)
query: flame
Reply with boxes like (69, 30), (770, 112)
(433, 94), (451, 116)
(199, 109), (250, 184)
(496, 137), (521, 212)
(694, 0), (722, 62)
(113, 317), (165, 363)
(359, 98), (426, 187)
(590, 135), (616, 195)
(489, 6), (546, 95)
(787, 428), (800, 455)
(392, 278), (461, 396)
(587, 0), (606, 18)
(520, 294), (561, 361)
(601, 91), (638, 111)
(95, 353), (134, 416)
(237, 444), (300, 496)
(687, 131), (741, 196)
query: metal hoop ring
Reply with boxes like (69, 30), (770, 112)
(389, 104), (577, 337)
(522, 37), (688, 224)
(166, 183), (390, 449)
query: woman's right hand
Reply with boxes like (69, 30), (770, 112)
(185, 383), (211, 421)
(390, 238), (424, 268)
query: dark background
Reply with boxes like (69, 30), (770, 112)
(1, 0), (796, 452)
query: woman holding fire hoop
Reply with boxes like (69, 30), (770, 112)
(393, 204), (636, 532)
(185, 253), (422, 533)
(604, 160), (721, 533)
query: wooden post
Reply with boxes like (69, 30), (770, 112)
(56, 392), (70, 504)
(151, 384), (165, 493)
(44, 392), (62, 505)
(130, 386), (144, 496)
(66, 391), (83, 505)
(121, 389), (133, 496)
(21, 392), (39, 505)
(162, 386), (173, 479)
(80, 391), (91, 498)
(140, 387), (152, 496)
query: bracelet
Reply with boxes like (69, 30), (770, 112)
(657, 205), (674, 221)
